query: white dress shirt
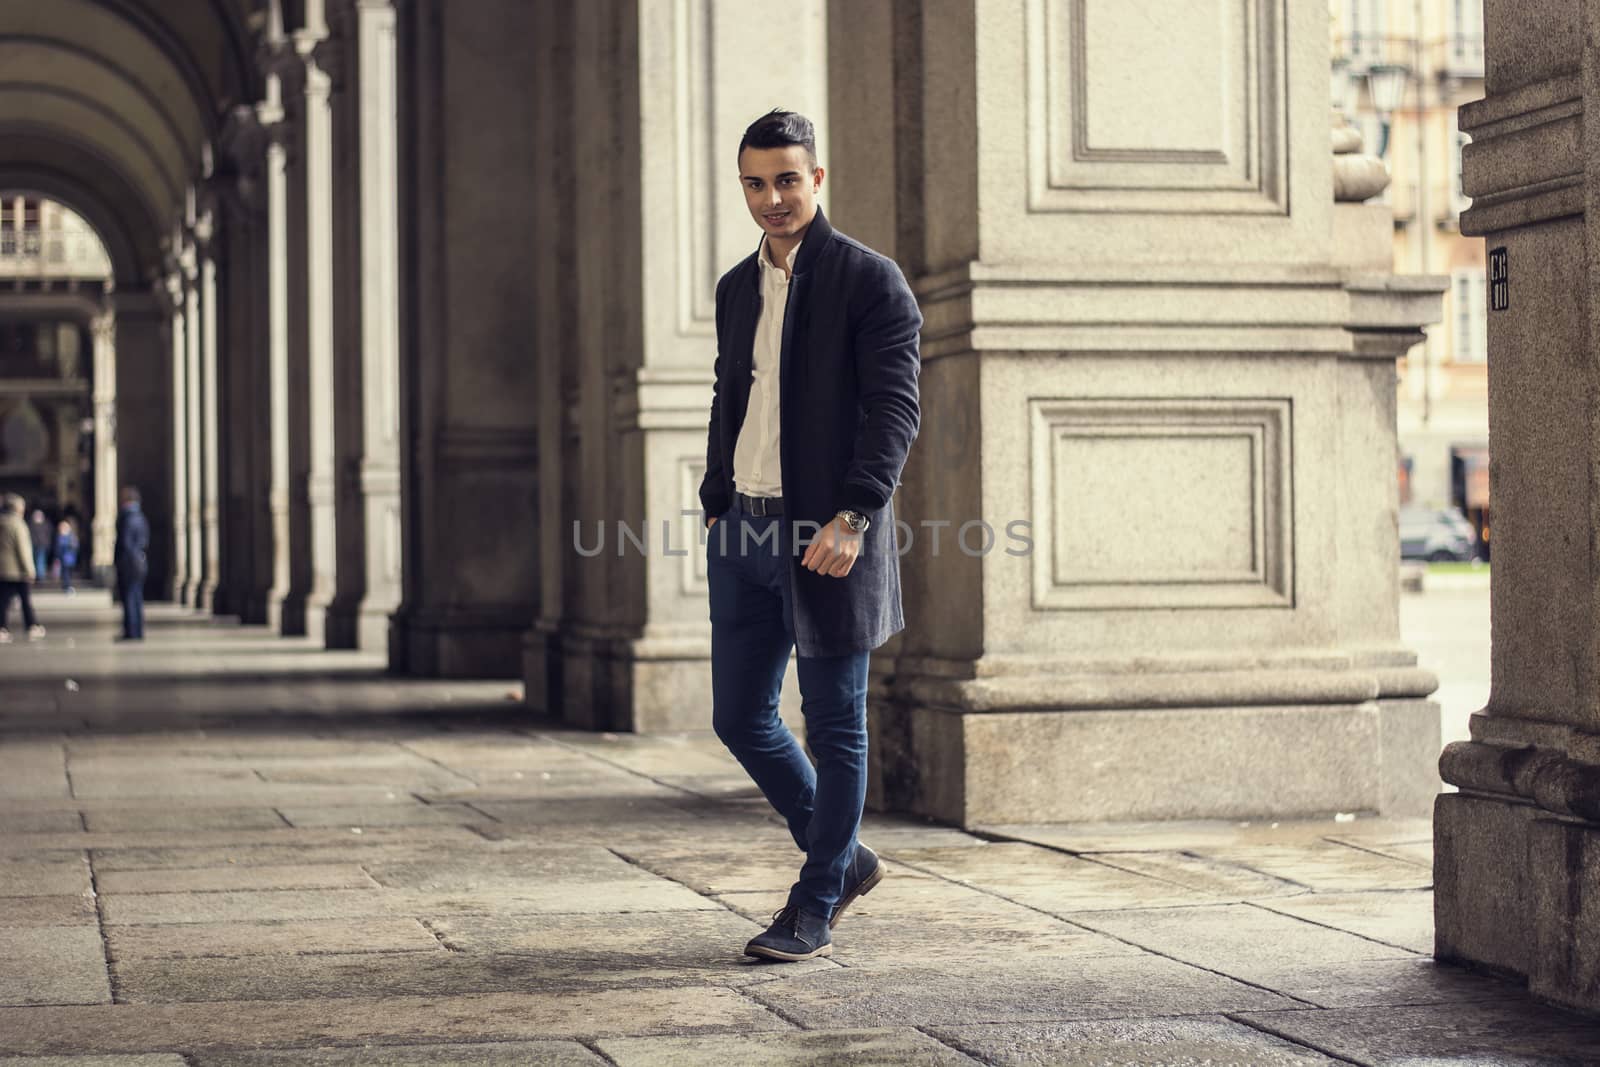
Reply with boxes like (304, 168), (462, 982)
(732, 237), (799, 498)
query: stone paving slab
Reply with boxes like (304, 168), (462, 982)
(106, 917), (444, 960)
(0, 927), (111, 1006)
(0, 859), (91, 897)
(4, 896), (99, 927)
(1241, 958), (1517, 1009)
(0, 811), (82, 833)
(931, 1016), (1344, 1065)
(1194, 843), (1434, 892)
(98, 864), (379, 894)
(742, 956), (1295, 1028)
(274, 804), (485, 829)
(100, 879), (720, 925)
(978, 818), (1365, 853)
(0, 1057), (190, 1066)
(361, 846), (640, 890)
(83, 810), (289, 833)
(1252, 889), (1434, 954)
(0, 827), (486, 856)
(1084, 849), (1311, 899)
(889, 843), (1232, 912)
(1235, 1000), (1600, 1064)
(616, 844), (878, 895)
(111, 946), (823, 1002)
(193, 1043), (605, 1066)
(0, 989), (791, 1055)
(0, 787), (430, 814)
(1065, 904), (1419, 985)
(597, 1027), (979, 1065)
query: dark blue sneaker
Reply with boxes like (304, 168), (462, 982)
(744, 905), (833, 961)
(830, 842), (884, 929)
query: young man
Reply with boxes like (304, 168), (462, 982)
(114, 486), (149, 641)
(700, 110), (921, 961)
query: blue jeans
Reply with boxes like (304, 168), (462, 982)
(119, 577), (144, 639)
(707, 503), (871, 918)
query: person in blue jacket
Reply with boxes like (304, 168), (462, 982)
(700, 110), (921, 962)
(113, 486), (149, 641)
(54, 519), (79, 594)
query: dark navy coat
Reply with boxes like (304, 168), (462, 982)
(699, 208), (922, 657)
(114, 504), (149, 583)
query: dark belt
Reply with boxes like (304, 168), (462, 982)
(735, 491), (783, 517)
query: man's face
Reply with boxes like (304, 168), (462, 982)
(738, 145), (823, 242)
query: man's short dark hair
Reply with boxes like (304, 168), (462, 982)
(121, 486), (140, 503)
(739, 110), (817, 168)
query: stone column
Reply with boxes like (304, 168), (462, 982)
(196, 215), (222, 613)
(182, 233), (204, 608)
(389, 0), (540, 677)
(111, 291), (174, 600)
(162, 270), (190, 604)
(89, 308), (117, 580)
(262, 86), (294, 631)
(216, 104), (277, 624)
(323, 0), (404, 651)
(525, 0), (828, 729)
(1434, 0), (1600, 1014)
(273, 15), (339, 640)
(823, 1), (1443, 824)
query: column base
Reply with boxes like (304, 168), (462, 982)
(1436, 726), (1600, 1012)
(325, 599), (394, 651)
(388, 606), (531, 678)
(278, 592), (329, 641)
(534, 624), (801, 733)
(870, 688), (1440, 825)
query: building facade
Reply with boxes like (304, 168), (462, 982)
(1333, 0), (1491, 552)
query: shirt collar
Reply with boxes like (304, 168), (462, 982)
(758, 236), (801, 274)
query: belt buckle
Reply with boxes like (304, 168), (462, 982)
(751, 495), (770, 517)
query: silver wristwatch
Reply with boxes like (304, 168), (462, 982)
(836, 509), (870, 534)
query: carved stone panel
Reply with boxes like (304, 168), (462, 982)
(1028, 397), (1293, 609)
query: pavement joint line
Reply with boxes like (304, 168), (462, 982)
(912, 1023), (994, 1065)
(1321, 836), (1435, 870)
(1225, 1009), (1373, 1066)
(84, 847), (119, 1004)
(580, 1036), (622, 1066)
(416, 917), (461, 953)
(530, 731), (709, 802)
(392, 739), (483, 792)
(1240, 898), (1431, 957)
(270, 807), (294, 828)
(885, 852), (1328, 1010)
(732, 981), (814, 1030)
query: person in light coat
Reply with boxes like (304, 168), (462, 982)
(0, 494), (43, 642)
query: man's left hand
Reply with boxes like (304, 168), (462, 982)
(801, 517), (863, 578)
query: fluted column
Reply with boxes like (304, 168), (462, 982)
(163, 271), (190, 603)
(182, 234), (204, 608)
(89, 309), (117, 579)
(324, 0), (403, 650)
(262, 85), (294, 631)
(196, 212), (222, 613)
(272, 14), (340, 640)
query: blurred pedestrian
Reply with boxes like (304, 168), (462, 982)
(114, 486), (149, 641)
(0, 494), (44, 642)
(54, 519), (78, 594)
(27, 508), (50, 584)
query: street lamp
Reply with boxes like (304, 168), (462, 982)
(1366, 63), (1411, 157)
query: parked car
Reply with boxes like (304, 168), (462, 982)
(1400, 506), (1477, 562)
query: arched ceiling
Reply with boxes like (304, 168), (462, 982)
(0, 0), (258, 286)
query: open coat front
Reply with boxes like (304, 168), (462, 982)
(699, 208), (923, 657)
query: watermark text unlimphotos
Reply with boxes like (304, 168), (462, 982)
(572, 512), (1033, 558)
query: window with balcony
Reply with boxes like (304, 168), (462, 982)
(1453, 269), (1488, 364)
(1345, 0), (1388, 64)
(1446, 0), (1485, 76)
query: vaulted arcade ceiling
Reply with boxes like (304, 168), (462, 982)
(0, 0), (259, 286)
